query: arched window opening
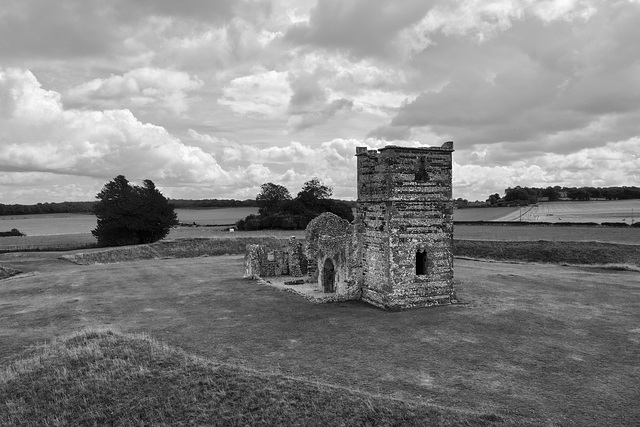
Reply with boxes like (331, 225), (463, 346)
(323, 258), (335, 293)
(416, 250), (427, 275)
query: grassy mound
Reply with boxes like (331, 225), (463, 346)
(62, 237), (287, 265)
(455, 240), (640, 268)
(63, 236), (640, 270)
(0, 328), (524, 426)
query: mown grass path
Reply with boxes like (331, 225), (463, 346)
(1, 252), (639, 425)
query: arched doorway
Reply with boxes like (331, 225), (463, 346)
(323, 258), (335, 293)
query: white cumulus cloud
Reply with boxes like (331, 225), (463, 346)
(0, 68), (227, 185)
(65, 67), (203, 115)
(218, 69), (292, 116)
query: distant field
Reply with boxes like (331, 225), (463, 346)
(174, 207), (258, 225)
(2, 201), (639, 251)
(0, 233), (98, 252)
(453, 206), (519, 221)
(0, 207), (258, 237)
(3, 225), (639, 253)
(484, 199), (640, 224)
(0, 213), (97, 236)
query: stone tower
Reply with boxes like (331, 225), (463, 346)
(355, 142), (456, 310)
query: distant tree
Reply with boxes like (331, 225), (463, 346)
(541, 186), (560, 201)
(92, 175), (178, 247)
(237, 178), (352, 230)
(602, 187), (622, 200)
(455, 198), (469, 208)
(297, 178), (332, 201)
(566, 187), (590, 201)
(256, 183), (292, 216)
(585, 187), (602, 199)
(487, 193), (501, 205)
(504, 187), (530, 203)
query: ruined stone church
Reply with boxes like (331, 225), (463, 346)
(245, 142), (456, 310)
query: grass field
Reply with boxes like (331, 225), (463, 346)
(455, 240), (640, 269)
(1, 250), (639, 425)
(0, 328), (523, 426)
(454, 225), (640, 244)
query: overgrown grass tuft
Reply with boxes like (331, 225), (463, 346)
(0, 328), (530, 426)
(0, 265), (21, 280)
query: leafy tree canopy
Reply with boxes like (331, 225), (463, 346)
(482, 185), (640, 207)
(256, 183), (292, 216)
(237, 178), (352, 231)
(92, 175), (178, 247)
(297, 178), (332, 200)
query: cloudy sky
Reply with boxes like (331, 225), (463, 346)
(1, 0), (639, 204)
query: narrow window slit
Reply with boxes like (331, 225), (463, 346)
(416, 250), (427, 275)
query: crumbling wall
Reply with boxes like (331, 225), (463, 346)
(244, 245), (287, 277)
(287, 237), (307, 277)
(244, 238), (307, 279)
(305, 212), (359, 297)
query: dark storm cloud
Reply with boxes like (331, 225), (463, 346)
(288, 71), (327, 111)
(291, 98), (354, 132)
(0, 1), (119, 58)
(284, 0), (434, 58)
(0, 0), (269, 60)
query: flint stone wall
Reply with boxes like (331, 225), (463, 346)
(305, 212), (360, 298)
(244, 238), (307, 279)
(355, 143), (456, 310)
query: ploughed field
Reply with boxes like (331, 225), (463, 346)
(1, 247), (639, 426)
(455, 199), (640, 224)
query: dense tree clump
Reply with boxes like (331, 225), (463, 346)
(236, 178), (354, 230)
(0, 228), (24, 237)
(92, 176), (178, 247)
(0, 199), (256, 217)
(0, 201), (95, 216)
(256, 183), (292, 216)
(452, 186), (640, 209)
(168, 198), (256, 209)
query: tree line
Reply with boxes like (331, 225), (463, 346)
(236, 178), (353, 230)
(0, 201), (95, 216)
(494, 186), (640, 205)
(0, 198), (257, 216)
(454, 185), (640, 208)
